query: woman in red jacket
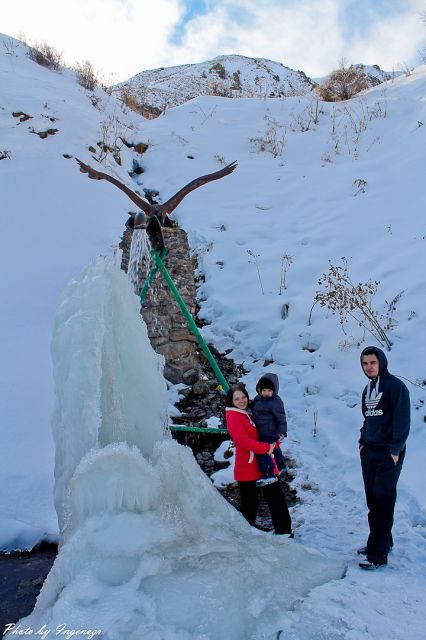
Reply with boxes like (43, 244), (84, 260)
(225, 383), (292, 535)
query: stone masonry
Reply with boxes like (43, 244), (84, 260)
(120, 225), (201, 385)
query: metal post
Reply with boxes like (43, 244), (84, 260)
(150, 248), (229, 393)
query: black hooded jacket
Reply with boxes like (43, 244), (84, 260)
(359, 346), (410, 455)
(251, 373), (287, 439)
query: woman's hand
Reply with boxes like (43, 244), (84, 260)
(268, 444), (275, 456)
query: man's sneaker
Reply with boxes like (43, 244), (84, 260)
(359, 558), (387, 570)
(256, 476), (278, 487)
(357, 545), (393, 556)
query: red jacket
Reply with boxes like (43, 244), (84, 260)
(226, 407), (271, 481)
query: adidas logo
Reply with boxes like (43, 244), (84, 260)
(365, 409), (384, 416)
(365, 384), (383, 416)
(365, 391), (382, 410)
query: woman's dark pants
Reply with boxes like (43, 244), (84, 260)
(360, 445), (405, 564)
(238, 480), (292, 534)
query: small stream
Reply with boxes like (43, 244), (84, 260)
(0, 543), (57, 634)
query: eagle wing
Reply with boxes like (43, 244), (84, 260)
(75, 158), (151, 216)
(159, 161), (238, 216)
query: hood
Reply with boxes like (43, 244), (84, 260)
(256, 373), (279, 396)
(360, 346), (388, 377)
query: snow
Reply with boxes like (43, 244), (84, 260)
(116, 54), (314, 112)
(1, 32), (426, 639)
(15, 255), (344, 638)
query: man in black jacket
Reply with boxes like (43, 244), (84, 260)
(358, 346), (410, 569)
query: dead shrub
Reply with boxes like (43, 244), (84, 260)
(206, 81), (233, 98)
(120, 85), (147, 116)
(74, 59), (98, 91)
(27, 41), (62, 70)
(317, 60), (368, 102)
(309, 257), (395, 350)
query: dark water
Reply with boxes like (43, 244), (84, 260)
(0, 542), (57, 635)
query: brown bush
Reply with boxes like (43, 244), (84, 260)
(27, 41), (62, 70)
(119, 85), (159, 118)
(74, 60), (97, 91)
(317, 61), (369, 102)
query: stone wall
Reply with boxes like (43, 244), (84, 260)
(120, 226), (201, 385)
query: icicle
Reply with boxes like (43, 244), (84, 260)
(127, 228), (152, 291)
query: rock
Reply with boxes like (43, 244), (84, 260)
(183, 367), (200, 385)
(163, 363), (185, 384)
(134, 142), (149, 154)
(281, 303), (289, 319)
(192, 380), (210, 396)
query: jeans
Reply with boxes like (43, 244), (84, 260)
(256, 438), (286, 479)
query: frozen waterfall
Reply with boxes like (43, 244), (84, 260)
(14, 256), (346, 640)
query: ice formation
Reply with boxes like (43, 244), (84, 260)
(16, 256), (345, 639)
(127, 228), (152, 292)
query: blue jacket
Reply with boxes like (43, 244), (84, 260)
(251, 373), (287, 440)
(359, 346), (410, 455)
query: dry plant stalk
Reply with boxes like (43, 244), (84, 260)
(250, 113), (286, 157)
(279, 253), (293, 294)
(247, 249), (264, 295)
(313, 411), (318, 437)
(311, 257), (392, 350)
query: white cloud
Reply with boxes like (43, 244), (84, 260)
(166, 0), (426, 75)
(349, 6), (426, 71)
(0, 0), (184, 81)
(0, 0), (424, 80)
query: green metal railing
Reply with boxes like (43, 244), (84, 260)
(139, 246), (230, 394)
(169, 425), (228, 435)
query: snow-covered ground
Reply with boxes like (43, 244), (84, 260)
(1, 33), (426, 638)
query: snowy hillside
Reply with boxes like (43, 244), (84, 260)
(117, 54), (314, 113)
(1, 31), (426, 639)
(354, 62), (397, 85)
(0, 35), (148, 549)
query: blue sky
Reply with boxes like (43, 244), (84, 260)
(1, 0), (424, 80)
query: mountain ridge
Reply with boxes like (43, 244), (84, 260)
(116, 53), (315, 115)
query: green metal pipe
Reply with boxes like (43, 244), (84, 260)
(170, 425), (228, 434)
(139, 247), (168, 303)
(151, 248), (230, 393)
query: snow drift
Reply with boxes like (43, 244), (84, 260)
(16, 257), (345, 638)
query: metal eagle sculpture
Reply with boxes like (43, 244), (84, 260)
(75, 158), (237, 251)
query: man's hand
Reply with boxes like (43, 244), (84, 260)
(391, 454), (399, 464)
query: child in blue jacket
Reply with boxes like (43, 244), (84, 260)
(251, 373), (287, 486)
